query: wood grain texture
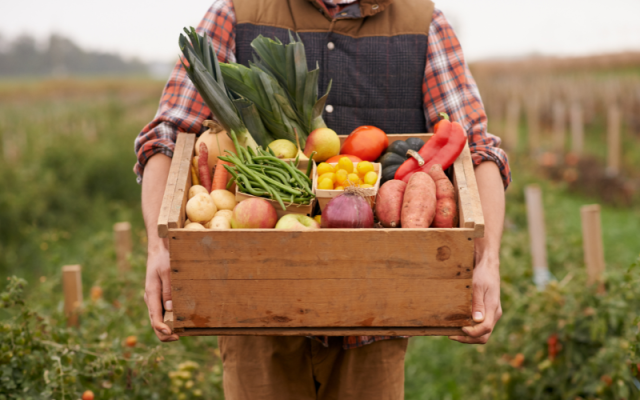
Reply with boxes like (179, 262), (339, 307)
(157, 134), (187, 238)
(168, 133), (196, 230)
(169, 228), (474, 276)
(176, 326), (466, 337)
(580, 204), (605, 288)
(453, 155), (473, 229)
(62, 265), (83, 327)
(113, 222), (132, 272)
(460, 141), (485, 238)
(172, 278), (472, 328)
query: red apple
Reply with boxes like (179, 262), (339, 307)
(231, 198), (278, 229)
(275, 214), (321, 230)
(304, 128), (340, 161)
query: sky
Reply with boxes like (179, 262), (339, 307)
(1, 0), (640, 63)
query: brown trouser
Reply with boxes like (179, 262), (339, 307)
(218, 336), (409, 400)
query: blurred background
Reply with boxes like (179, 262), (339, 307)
(1, 1), (639, 399)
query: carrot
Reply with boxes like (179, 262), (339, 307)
(198, 143), (212, 192)
(211, 159), (231, 191)
(190, 165), (200, 186)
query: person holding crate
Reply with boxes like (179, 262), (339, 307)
(135, 0), (511, 398)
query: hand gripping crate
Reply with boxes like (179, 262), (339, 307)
(159, 133), (484, 337)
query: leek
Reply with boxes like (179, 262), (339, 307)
(179, 27), (264, 149)
(251, 32), (332, 133)
(220, 62), (306, 146)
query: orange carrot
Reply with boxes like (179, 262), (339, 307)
(211, 159), (231, 191)
(198, 143), (212, 192)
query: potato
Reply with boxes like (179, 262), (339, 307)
(210, 215), (231, 230)
(188, 185), (209, 199)
(184, 222), (206, 230)
(186, 193), (217, 223)
(401, 172), (436, 228)
(214, 209), (233, 222)
(375, 180), (407, 228)
(210, 190), (237, 211)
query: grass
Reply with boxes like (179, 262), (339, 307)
(1, 78), (638, 399)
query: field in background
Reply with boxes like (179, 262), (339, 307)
(0, 69), (638, 398)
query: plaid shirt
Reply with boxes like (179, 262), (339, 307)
(135, 0), (511, 349)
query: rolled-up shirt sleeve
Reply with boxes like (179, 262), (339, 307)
(133, 0), (237, 183)
(423, 9), (511, 189)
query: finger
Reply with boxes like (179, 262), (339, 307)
(462, 312), (495, 338)
(145, 289), (179, 342)
(471, 281), (486, 323)
(448, 332), (491, 345)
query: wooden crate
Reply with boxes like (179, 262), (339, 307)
(159, 133), (484, 337)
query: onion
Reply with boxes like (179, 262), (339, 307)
(321, 187), (374, 229)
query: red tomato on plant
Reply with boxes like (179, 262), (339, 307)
(340, 126), (388, 161)
(326, 154), (362, 164)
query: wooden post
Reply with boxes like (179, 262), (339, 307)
(552, 101), (566, 154)
(606, 105), (621, 176)
(580, 205), (606, 291)
(114, 222), (132, 271)
(570, 103), (584, 155)
(526, 96), (540, 155)
(524, 185), (550, 289)
(62, 265), (83, 327)
(504, 100), (520, 151)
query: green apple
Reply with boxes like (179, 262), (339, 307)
(275, 214), (321, 230)
(268, 139), (298, 159)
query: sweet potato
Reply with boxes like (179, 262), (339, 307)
(401, 172), (436, 228)
(375, 180), (407, 228)
(428, 164), (458, 228)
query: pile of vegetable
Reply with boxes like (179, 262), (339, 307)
(218, 132), (315, 211)
(178, 26), (468, 232)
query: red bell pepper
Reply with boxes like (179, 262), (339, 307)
(394, 115), (467, 183)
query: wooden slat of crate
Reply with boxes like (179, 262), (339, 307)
(172, 278), (471, 328)
(169, 229), (473, 280)
(173, 326), (465, 337)
(157, 134), (187, 238)
(168, 134), (196, 231)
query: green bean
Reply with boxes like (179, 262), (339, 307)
(267, 146), (277, 157)
(226, 177), (235, 191)
(252, 156), (311, 191)
(270, 190), (286, 211)
(237, 164), (302, 196)
(305, 152), (316, 177)
(246, 164), (292, 180)
(229, 130), (245, 163)
(264, 170), (290, 186)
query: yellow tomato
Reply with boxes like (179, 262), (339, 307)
(335, 169), (349, 185)
(345, 173), (360, 187)
(356, 161), (374, 177)
(334, 186), (345, 190)
(363, 171), (378, 186)
(318, 172), (336, 184)
(360, 183), (373, 188)
(318, 178), (334, 190)
(316, 162), (335, 176)
(337, 157), (354, 174)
